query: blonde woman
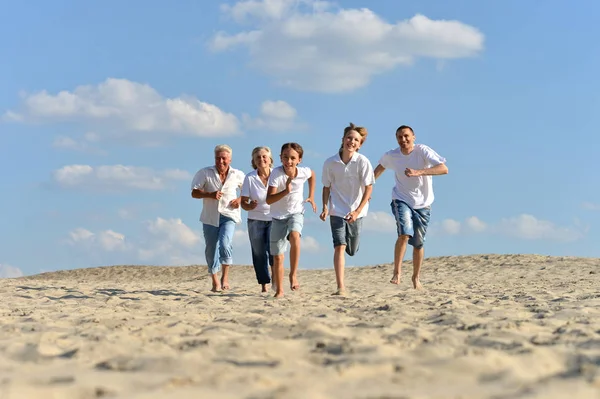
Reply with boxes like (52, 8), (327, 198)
(241, 147), (274, 293)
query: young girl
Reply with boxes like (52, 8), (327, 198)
(241, 146), (274, 293)
(266, 142), (316, 298)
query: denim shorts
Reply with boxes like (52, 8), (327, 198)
(391, 200), (431, 248)
(270, 213), (304, 256)
(330, 215), (363, 256)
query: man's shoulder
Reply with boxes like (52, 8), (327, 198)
(415, 143), (435, 152)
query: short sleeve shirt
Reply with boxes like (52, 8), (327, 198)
(191, 166), (245, 226)
(240, 169), (272, 222)
(378, 144), (446, 209)
(267, 166), (312, 219)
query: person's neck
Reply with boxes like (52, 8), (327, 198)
(340, 149), (355, 164)
(257, 167), (270, 177)
(400, 145), (414, 155)
(284, 166), (297, 178)
(217, 166), (230, 176)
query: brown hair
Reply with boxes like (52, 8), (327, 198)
(250, 146), (274, 169)
(396, 125), (414, 134)
(339, 122), (368, 153)
(280, 142), (304, 159)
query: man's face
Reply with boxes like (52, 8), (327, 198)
(396, 128), (415, 151)
(215, 151), (231, 173)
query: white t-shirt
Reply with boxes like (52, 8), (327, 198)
(378, 144), (446, 209)
(191, 166), (245, 226)
(268, 165), (312, 219)
(322, 152), (375, 219)
(240, 169), (272, 222)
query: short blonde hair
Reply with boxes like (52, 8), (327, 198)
(251, 146), (274, 169)
(344, 122), (368, 144)
(214, 144), (232, 156)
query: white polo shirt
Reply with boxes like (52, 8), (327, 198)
(268, 165), (312, 220)
(378, 144), (446, 209)
(240, 169), (272, 222)
(191, 166), (245, 226)
(322, 152), (375, 219)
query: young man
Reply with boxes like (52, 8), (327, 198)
(320, 123), (375, 295)
(374, 125), (448, 289)
(191, 144), (245, 292)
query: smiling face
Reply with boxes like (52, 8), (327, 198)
(280, 148), (301, 175)
(252, 148), (272, 170)
(214, 150), (231, 174)
(342, 130), (363, 155)
(396, 127), (415, 154)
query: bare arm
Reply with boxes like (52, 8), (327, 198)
(266, 183), (289, 205)
(374, 164), (386, 180)
(405, 163), (448, 177)
(240, 196), (257, 211)
(319, 186), (330, 221)
(305, 170), (317, 212)
(191, 189), (220, 200)
(346, 185), (373, 223)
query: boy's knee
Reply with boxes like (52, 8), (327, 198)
(288, 231), (301, 241)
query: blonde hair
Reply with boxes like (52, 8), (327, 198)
(343, 122), (368, 144)
(214, 144), (232, 156)
(251, 146), (274, 169)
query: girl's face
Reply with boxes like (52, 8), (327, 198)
(253, 149), (271, 169)
(280, 148), (301, 173)
(342, 130), (363, 153)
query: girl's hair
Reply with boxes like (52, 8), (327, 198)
(339, 122), (368, 152)
(250, 146), (274, 169)
(280, 142), (304, 159)
(214, 144), (232, 156)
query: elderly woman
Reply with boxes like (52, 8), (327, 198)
(191, 144), (245, 292)
(240, 146), (274, 293)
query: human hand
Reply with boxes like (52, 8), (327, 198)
(345, 210), (359, 223)
(248, 199), (258, 210)
(404, 168), (421, 177)
(285, 176), (293, 193)
(305, 197), (317, 213)
(213, 191), (223, 200)
(319, 208), (328, 221)
(229, 198), (241, 208)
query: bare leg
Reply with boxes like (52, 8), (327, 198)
(391, 235), (409, 284)
(333, 245), (346, 294)
(261, 284), (268, 293)
(288, 232), (301, 290)
(221, 264), (230, 290)
(210, 273), (221, 292)
(412, 247), (424, 289)
(271, 266), (277, 292)
(273, 255), (285, 298)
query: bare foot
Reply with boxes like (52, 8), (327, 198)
(412, 276), (423, 290)
(211, 285), (222, 292)
(261, 284), (268, 293)
(332, 288), (346, 296)
(390, 273), (401, 285)
(289, 274), (299, 291)
(221, 276), (230, 290)
(274, 291), (284, 298)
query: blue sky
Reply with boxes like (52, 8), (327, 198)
(1, 0), (599, 277)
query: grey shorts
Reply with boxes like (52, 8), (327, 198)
(270, 213), (304, 256)
(330, 215), (363, 256)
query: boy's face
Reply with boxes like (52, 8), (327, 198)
(280, 148), (301, 173)
(342, 130), (363, 153)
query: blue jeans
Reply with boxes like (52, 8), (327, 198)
(330, 216), (363, 256)
(202, 214), (236, 275)
(247, 219), (273, 285)
(391, 200), (431, 248)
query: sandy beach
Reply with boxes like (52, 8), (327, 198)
(1, 254), (599, 399)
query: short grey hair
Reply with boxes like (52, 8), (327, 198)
(214, 144), (232, 156)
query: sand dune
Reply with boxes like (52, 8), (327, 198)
(1, 254), (599, 398)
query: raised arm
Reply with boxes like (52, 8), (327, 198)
(405, 163), (448, 177)
(191, 188), (219, 200)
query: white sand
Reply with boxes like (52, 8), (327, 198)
(1, 254), (599, 399)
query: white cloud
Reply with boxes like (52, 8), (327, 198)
(52, 133), (105, 154)
(440, 219), (461, 235)
(146, 218), (201, 248)
(138, 218), (204, 264)
(211, 0), (484, 92)
(465, 216), (487, 233)
(497, 214), (583, 242)
(0, 264), (24, 278)
(302, 235), (320, 252)
(67, 228), (128, 252)
(582, 202), (600, 211)
(243, 100), (300, 131)
(53, 164), (191, 191)
(4, 78), (241, 139)
(363, 211), (396, 232)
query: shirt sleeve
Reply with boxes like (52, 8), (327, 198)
(191, 169), (206, 190)
(360, 156), (375, 186)
(378, 151), (391, 169)
(299, 166), (312, 182)
(241, 175), (250, 197)
(420, 145), (447, 167)
(268, 167), (281, 188)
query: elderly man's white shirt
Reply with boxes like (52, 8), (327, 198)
(191, 166), (245, 226)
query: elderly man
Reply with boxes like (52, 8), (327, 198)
(191, 144), (245, 292)
(374, 125), (448, 290)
